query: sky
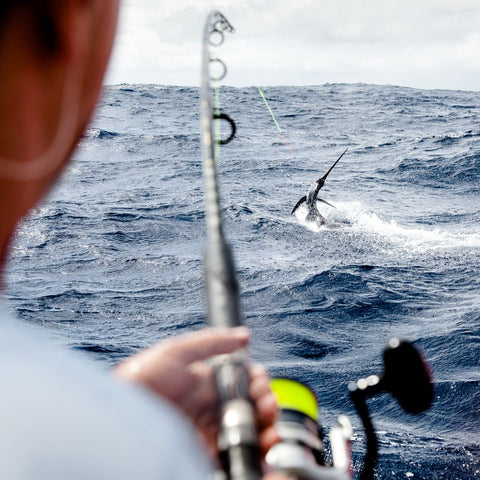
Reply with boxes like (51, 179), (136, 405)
(106, 0), (480, 91)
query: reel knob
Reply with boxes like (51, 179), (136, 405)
(381, 338), (433, 414)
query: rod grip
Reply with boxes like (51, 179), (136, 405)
(215, 357), (263, 480)
(219, 444), (262, 480)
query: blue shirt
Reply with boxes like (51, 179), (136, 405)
(0, 303), (213, 479)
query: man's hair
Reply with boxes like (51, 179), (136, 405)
(0, 1), (60, 54)
(0, 1), (17, 28)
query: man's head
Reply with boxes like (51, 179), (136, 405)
(0, 0), (119, 279)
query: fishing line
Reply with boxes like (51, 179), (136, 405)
(256, 85), (303, 216)
(257, 86), (296, 159)
(214, 85), (221, 159)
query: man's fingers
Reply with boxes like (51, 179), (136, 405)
(180, 362), (217, 418)
(249, 365), (278, 427)
(166, 327), (250, 363)
(249, 365), (271, 399)
(258, 425), (282, 457)
(263, 473), (295, 480)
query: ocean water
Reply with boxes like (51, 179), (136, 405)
(6, 83), (480, 479)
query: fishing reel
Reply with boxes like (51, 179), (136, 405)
(266, 378), (352, 480)
(266, 339), (433, 480)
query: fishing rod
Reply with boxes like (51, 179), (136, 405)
(200, 11), (262, 480)
(199, 11), (433, 480)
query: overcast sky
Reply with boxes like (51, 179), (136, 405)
(106, 0), (480, 91)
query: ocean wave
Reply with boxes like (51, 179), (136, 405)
(433, 130), (480, 144)
(7, 84), (480, 479)
(379, 153), (480, 188)
(295, 201), (480, 254)
(85, 128), (120, 139)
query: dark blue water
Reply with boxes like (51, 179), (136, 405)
(6, 84), (480, 479)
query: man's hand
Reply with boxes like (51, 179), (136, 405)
(114, 327), (280, 456)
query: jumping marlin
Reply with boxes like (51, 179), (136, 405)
(291, 148), (348, 225)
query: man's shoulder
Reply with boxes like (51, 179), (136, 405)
(0, 306), (212, 479)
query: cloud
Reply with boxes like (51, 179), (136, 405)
(106, 0), (480, 91)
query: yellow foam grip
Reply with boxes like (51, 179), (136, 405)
(270, 378), (318, 421)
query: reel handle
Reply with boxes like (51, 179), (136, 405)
(349, 339), (434, 480)
(382, 338), (433, 414)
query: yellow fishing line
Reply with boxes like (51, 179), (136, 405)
(258, 86), (296, 158)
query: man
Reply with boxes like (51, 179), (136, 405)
(0, 2), (289, 478)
